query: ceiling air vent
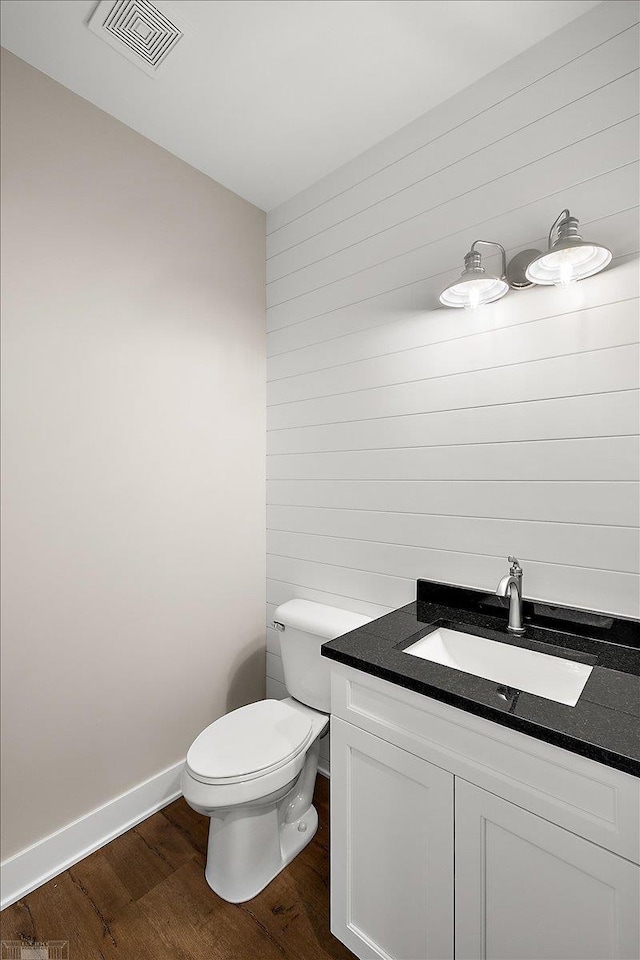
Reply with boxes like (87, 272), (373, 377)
(88, 0), (184, 77)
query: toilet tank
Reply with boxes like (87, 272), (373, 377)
(273, 600), (373, 712)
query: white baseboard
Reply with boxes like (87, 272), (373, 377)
(318, 756), (331, 779)
(0, 760), (184, 911)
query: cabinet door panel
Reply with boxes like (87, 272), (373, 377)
(455, 779), (640, 960)
(331, 716), (454, 960)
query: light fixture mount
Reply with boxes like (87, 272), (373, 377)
(505, 249), (540, 289)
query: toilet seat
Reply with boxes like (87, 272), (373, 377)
(186, 699), (313, 786)
(182, 697), (329, 810)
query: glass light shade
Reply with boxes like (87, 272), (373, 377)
(440, 274), (509, 309)
(525, 242), (612, 287)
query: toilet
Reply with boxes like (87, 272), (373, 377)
(181, 599), (372, 903)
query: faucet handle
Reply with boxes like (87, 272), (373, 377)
(508, 556), (523, 574)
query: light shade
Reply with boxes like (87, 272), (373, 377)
(525, 210), (612, 287)
(440, 245), (509, 309)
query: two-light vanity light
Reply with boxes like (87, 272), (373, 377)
(439, 209), (612, 310)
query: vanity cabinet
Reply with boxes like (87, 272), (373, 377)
(331, 717), (454, 960)
(455, 780), (640, 960)
(329, 664), (640, 960)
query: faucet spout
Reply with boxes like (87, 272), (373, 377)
(496, 558), (525, 634)
(496, 573), (515, 597)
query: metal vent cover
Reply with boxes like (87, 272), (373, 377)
(88, 0), (184, 77)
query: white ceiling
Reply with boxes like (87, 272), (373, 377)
(1, 0), (600, 210)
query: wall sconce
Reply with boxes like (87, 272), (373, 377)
(439, 240), (509, 309)
(440, 209), (612, 309)
(524, 210), (612, 288)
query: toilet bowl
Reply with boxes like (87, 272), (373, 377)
(182, 599), (372, 903)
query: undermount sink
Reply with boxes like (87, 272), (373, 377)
(403, 626), (593, 706)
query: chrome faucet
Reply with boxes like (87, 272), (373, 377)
(496, 556), (525, 634)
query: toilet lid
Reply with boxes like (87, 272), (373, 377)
(186, 699), (313, 783)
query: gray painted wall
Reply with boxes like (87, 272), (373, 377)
(0, 51), (266, 859)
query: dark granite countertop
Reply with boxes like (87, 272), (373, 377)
(321, 580), (640, 776)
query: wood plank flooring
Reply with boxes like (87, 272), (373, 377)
(0, 776), (355, 960)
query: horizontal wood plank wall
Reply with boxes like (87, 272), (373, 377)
(264, 1), (640, 716)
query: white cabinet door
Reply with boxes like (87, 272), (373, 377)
(331, 716), (454, 960)
(455, 779), (640, 960)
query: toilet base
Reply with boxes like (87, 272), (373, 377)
(279, 803), (319, 872)
(204, 802), (318, 903)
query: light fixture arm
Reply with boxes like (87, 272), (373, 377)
(547, 209), (571, 249)
(470, 240), (507, 278)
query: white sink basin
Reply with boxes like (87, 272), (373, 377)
(403, 627), (593, 706)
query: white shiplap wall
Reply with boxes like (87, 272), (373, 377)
(264, 2), (640, 747)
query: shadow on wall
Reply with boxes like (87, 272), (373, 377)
(225, 642), (266, 713)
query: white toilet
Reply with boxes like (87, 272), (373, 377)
(181, 599), (371, 903)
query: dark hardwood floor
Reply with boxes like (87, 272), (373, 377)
(0, 776), (355, 960)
